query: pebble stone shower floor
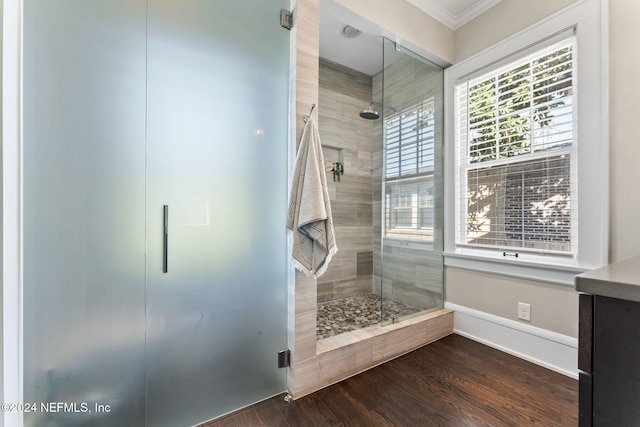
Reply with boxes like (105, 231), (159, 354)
(316, 294), (420, 339)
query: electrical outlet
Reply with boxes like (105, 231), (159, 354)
(518, 302), (531, 321)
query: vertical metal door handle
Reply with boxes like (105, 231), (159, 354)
(163, 205), (168, 273)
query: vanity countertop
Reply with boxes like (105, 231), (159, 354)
(576, 256), (640, 303)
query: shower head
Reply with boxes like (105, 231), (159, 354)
(359, 109), (380, 120)
(359, 102), (393, 120)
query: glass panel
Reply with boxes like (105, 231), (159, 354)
(378, 39), (444, 325)
(23, 1), (147, 426)
(145, 1), (289, 425)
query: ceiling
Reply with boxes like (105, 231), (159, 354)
(319, 0), (501, 76)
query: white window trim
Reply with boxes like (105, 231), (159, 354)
(444, 0), (609, 286)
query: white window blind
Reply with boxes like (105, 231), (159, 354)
(385, 99), (436, 241)
(455, 37), (576, 254)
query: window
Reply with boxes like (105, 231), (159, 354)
(444, 0), (608, 285)
(457, 38), (575, 254)
(384, 100), (435, 241)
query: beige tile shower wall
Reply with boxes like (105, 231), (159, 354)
(371, 53), (444, 310)
(317, 59), (374, 303)
(288, 0), (320, 396)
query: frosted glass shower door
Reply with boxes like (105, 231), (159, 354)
(145, 1), (290, 425)
(23, 1), (148, 426)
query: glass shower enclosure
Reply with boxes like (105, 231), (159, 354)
(375, 39), (445, 325)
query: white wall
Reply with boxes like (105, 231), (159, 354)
(454, 0), (578, 62)
(609, 0), (640, 263)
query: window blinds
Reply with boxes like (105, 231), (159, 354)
(384, 99), (436, 241)
(455, 37), (576, 254)
(385, 100), (436, 179)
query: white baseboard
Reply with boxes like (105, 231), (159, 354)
(445, 302), (578, 379)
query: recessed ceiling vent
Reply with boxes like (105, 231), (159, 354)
(340, 25), (361, 38)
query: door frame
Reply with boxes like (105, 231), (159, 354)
(3, 0), (25, 426)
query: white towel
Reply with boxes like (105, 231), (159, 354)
(287, 118), (338, 278)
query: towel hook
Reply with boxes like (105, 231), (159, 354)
(303, 104), (316, 123)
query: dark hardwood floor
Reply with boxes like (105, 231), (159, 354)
(202, 334), (578, 426)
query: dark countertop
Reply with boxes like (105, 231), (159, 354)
(575, 256), (640, 303)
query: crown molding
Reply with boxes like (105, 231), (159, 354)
(407, 0), (502, 30)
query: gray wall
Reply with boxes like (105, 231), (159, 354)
(317, 58), (374, 303)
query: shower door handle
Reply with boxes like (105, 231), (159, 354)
(163, 205), (169, 273)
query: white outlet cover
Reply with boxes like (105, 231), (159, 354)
(518, 302), (531, 321)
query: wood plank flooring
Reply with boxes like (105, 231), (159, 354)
(201, 334), (578, 426)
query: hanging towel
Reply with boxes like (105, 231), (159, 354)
(287, 118), (338, 278)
